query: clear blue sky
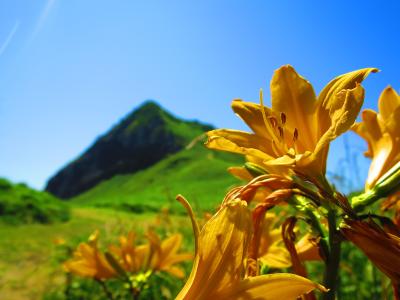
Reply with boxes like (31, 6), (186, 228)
(1, 0), (399, 191)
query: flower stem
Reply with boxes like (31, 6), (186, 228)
(96, 279), (114, 300)
(323, 209), (342, 300)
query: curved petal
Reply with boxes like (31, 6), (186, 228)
(318, 67), (378, 112)
(176, 200), (252, 300)
(341, 219), (400, 283)
(297, 234), (321, 262)
(366, 133), (394, 189)
(378, 86), (400, 123)
(317, 67), (377, 137)
(385, 106), (400, 138)
(216, 273), (327, 299)
(271, 65), (318, 151)
(206, 129), (275, 160)
(228, 166), (254, 181)
(259, 246), (292, 268)
(231, 100), (276, 140)
(314, 85), (365, 161)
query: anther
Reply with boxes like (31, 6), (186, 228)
(280, 112), (286, 125)
(278, 126), (284, 139)
(293, 128), (298, 142)
(268, 117), (278, 128)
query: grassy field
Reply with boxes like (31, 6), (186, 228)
(0, 142), (243, 299)
(0, 206), (194, 300)
(71, 144), (243, 213)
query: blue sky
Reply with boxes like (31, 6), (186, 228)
(0, 0), (399, 191)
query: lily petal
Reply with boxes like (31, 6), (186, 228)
(271, 65), (318, 151)
(206, 129), (275, 160)
(314, 84), (365, 160)
(378, 86), (400, 123)
(232, 100), (276, 140)
(217, 273), (328, 299)
(176, 199), (252, 300)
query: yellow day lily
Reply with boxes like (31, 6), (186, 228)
(176, 195), (326, 300)
(206, 65), (377, 187)
(64, 230), (116, 280)
(353, 86), (400, 189)
(146, 231), (193, 278)
(109, 230), (192, 278)
(108, 231), (150, 274)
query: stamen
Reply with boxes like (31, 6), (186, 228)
(272, 140), (281, 156)
(268, 116), (278, 128)
(293, 128), (299, 142)
(278, 126), (284, 139)
(280, 112), (286, 125)
(259, 89), (284, 156)
(259, 89), (271, 134)
(292, 128), (299, 154)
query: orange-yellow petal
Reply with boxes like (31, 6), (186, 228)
(271, 65), (318, 151)
(176, 200), (252, 300)
(378, 86), (400, 123)
(206, 129), (274, 160)
(217, 273), (327, 299)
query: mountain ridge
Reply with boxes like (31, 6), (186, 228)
(46, 100), (214, 199)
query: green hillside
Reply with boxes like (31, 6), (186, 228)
(0, 178), (69, 224)
(46, 101), (214, 199)
(71, 144), (243, 213)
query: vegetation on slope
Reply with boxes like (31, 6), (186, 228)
(0, 178), (69, 224)
(46, 101), (214, 199)
(71, 144), (243, 213)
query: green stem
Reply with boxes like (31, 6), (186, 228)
(96, 279), (114, 300)
(303, 207), (330, 261)
(352, 189), (380, 212)
(323, 209), (342, 300)
(290, 195), (330, 261)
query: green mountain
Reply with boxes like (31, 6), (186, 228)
(0, 178), (69, 224)
(46, 101), (214, 199)
(71, 143), (243, 213)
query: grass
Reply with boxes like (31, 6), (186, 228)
(0, 206), (194, 300)
(71, 144), (243, 213)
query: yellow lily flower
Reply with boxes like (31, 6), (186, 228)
(64, 230), (116, 280)
(147, 231), (193, 278)
(206, 65), (377, 187)
(109, 230), (192, 278)
(108, 231), (149, 274)
(176, 195), (326, 300)
(352, 86), (400, 189)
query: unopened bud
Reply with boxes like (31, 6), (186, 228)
(353, 160), (400, 212)
(244, 162), (268, 177)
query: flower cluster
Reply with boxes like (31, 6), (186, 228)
(64, 229), (192, 298)
(61, 65), (400, 299)
(177, 65), (400, 300)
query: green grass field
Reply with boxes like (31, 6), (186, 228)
(71, 144), (243, 213)
(0, 143), (243, 299)
(0, 206), (194, 300)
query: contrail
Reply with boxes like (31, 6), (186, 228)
(29, 0), (57, 42)
(0, 21), (20, 56)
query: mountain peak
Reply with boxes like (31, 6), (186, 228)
(137, 100), (162, 110)
(45, 101), (213, 199)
